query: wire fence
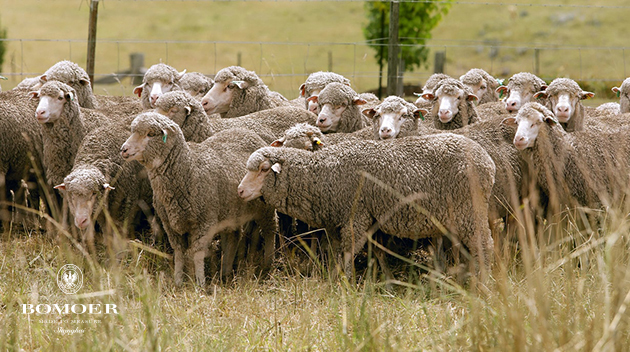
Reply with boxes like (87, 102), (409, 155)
(1, 37), (627, 100)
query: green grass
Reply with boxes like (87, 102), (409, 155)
(1, 0), (628, 101)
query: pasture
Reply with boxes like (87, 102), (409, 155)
(2, 0), (630, 350)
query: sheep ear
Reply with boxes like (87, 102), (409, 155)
(40, 74), (48, 82)
(353, 97), (367, 106)
(133, 84), (145, 97)
(415, 108), (428, 121)
(306, 95), (318, 103)
(53, 183), (66, 190)
(271, 163), (282, 174)
(65, 91), (75, 102)
(162, 130), (168, 143)
(362, 108), (377, 119)
(542, 110), (558, 124)
(178, 70), (187, 80)
(79, 78), (90, 86)
(185, 106), (192, 116)
(421, 93), (435, 101)
(533, 91), (548, 100)
(496, 86), (508, 99)
(501, 117), (517, 126)
(612, 87), (621, 97)
(103, 183), (115, 191)
(270, 137), (285, 147)
(231, 80), (248, 89)
(580, 91), (595, 100)
(299, 84), (307, 98)
(29, 90), (41, 99)
(312, 136), (323, 146)
(540, 85), (548, 91)
(466, 94), (478, 102)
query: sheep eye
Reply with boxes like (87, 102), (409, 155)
(148, 131), (158, 137)
(58, 96), (64, 101)
(261, 165), (270, 172)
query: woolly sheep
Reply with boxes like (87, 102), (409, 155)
(121, 112), (276, 286)
(420, 78), (480, 130)
(39, 60), (143, 115)
(362, 95), (427, 140)
(238, 135), (496, 276)
(459, 68), (502, 105)
(179, 72), (213, 100)
(54, 122), (154, 238)
(154, 90), (316, 143)
(29, 81), (113, 188)
(596, 77), (630, 115)
(15, 76), (43, 91)
(0, 89), (45, 222)
(532, 78), (594, 132)
(497, 72), (547, 113)
(308, 82), (368, 133)
(504, 102), (630, 210)
(367, 96), (523, 220)
(299, 71), (351, 113)
(201, 66), (289, 118)
(133, 63), (186, 110)
(413, 73), (451, 109)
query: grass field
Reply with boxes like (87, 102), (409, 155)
(2, 1), (630, 350)
(1, 0), (628, 103)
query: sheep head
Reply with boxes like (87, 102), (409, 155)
(121, 112), (180, 169)
(30, 81), (77, 124)
(239, 149), (283, 202)
(503, 102), (558, 150)
(364, 96), (427, 140)
(422, 78), (477, 124)
(312, 82), (366, 133)
(499, 72), (547, 113)
(533, 78), (594, 123)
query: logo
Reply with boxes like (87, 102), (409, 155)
(57, 264), (83, 295)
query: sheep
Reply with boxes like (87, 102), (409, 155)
(201, 66), (289, 118)
(238, 135), (496, 276)
(497, 72), (547, 113)
(307, 82), (368, 133)
(0, 89), (45, 223)
(364, 96), (522, 221)
(459, 68), (502, 105)
(504, 102), (630, 211)
(53, 122), (155, 242)
(40, 60), (143, 115)
(420, 78), (480, 130)
(15, 76), (43, 91)
(531, 78), (594, 132)
(596, 77), (630, 115)
(179, 72), (213, 100)
(362, 95), (427, 140)
(154, 90), (317, 143)
(120, 112), (276, 286)
(29, 81), (113, 188)
(413, 73), (451, 109)
(132, 63), (186, 110)
(299, 71), (351, 113)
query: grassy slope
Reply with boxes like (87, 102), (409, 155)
(1, 0), (628, 102)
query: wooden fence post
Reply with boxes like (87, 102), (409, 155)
(86, 0), (99, 88)
(386, 0), (400, 96)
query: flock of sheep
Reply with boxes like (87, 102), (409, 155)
(1, 59), (630, 286)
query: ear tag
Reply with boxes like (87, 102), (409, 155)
(419, 111), (425, 121)
(496, 78), (505, 86)
(162, 130), (168, 143)
(499, 90), (504, 99)
(617, 91), (621, 98)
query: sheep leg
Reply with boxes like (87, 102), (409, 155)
(258, 211), (277, 273)
(173, 248), (185, 287)
(340, 213), (372, 278)
(220, 230), (239, 278)
(193, 250), (206, 287)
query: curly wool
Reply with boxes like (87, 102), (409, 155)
(66, 122), (154, 234)
(43, 60), (97, 109)
(155, 90), (315, 143)
(37, 81), (113, 187)
(129, 112), (276, 284)
(506, 72), (547, 93)
(179, 72), (213, 99)
(247, 134), (496, 272)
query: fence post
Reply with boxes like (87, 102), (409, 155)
(129, 53), (144, 86)
(237, 52), (242, 67)
(434, 51), (446, 73)
(534, 49), (540, 76)
(386, 0), (400, 96)
(86, 0), (99, 88)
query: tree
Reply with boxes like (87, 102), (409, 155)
(363, 0), (452, 95)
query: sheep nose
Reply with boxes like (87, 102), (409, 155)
(558, 106), (569, 113)
(238, 188), (244, 197)
(380, 126), (392, 134)
(318, 117), (327, 124)
(120, 146), (129, 158)
(76, 217), (89, 229)
(439, 109), (449, 116)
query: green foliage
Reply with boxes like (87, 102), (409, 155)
(363, 0), (452, 72)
